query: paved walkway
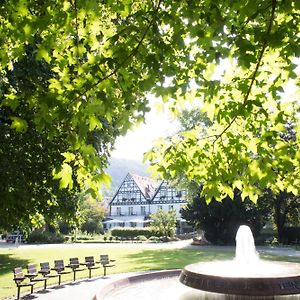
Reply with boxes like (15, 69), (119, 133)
(2, 240), (299, 300)
(26, 272), (142, 300)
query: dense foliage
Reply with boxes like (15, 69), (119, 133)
(150, 208), (177, 240)
(263, 190), (300, 243)
(145, 0), (300, 203)
(182, 190), (269, 244)
(110, 227), (155, 239)
(1, 0), (299, 228)
(80, 198), (105, 234)
(281, 227), (300, 244)
(27, 230), (64, 244)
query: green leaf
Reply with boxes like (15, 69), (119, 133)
(10, 117), (28, 132)
(36, 47), (51, 63)
(53, 163), (73, 189)
(89, 115), (103, 131)
(62, 152), (76, 163)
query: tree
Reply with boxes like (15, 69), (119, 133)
(0, 45), (82, 230)
(263, 190), (300, 243)
(80, 198), (106, 234)
(150, 209), (177, 240)
(0, 1), (299, 228)
(143, 0), (300, 202)
(182, 189), (269, 245)
(178, 109), (213, 132)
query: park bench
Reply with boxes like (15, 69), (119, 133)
(39, 262), (61, 284)
(26, 264), (48, 289)
(98, 254), (115, 276)
(67, 257), (85, 281)
(13, 267), (36, 299)
(52, 260), (72, 284)
(80, 256), (101, 278)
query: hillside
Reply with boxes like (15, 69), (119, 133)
(104, 157), (150, 196)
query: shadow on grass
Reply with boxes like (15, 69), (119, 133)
(260, 254), (300, 263)
(124, 249), (234, 272)
(0, 254), (30, 276)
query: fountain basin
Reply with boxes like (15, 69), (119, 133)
(95, 268), (300, 300)
(94, 270), (182, 300)
(180, 260), (300, 296)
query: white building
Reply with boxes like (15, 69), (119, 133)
(104, 173), (189, 233)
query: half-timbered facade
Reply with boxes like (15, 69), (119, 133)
(104, 173), (188, 233)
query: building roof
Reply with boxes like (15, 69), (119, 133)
(130, 173), (160, 200)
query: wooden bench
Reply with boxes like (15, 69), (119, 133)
(13, 267), (36, 299)
(98, 255), (115, 276)
(67, 257), (85, 281)
(39, 262), (61, 285)
(52, 260), (72, 284)
(80, 256), (101, 278)
(26, 264), (48, 289)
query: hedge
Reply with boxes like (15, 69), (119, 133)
(110, 227), (157, 239)
(27, 231), (64, 244)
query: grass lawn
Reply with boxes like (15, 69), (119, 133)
(1, 244), (299, 300)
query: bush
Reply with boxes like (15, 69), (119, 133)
(76, 234), (94, 241)
(27, 231), (64, 244)
(137, 235), (148, 241)
(281, 227), (300, 244)
(270, 237), (279, 246)
(59, 222), (74, 234)
(110, 227), (156, 239)
(149, 236), (160, 242)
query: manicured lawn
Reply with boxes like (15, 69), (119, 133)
(0, 244), (233, 299)
(1, 244), (299, 300)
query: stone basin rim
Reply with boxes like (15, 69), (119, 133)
(180, 261), (300, 296)
(93, 269), (181, 300)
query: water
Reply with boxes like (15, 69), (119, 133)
(235, 225), (259, 264)
(103, 276), (300, 300)
(98, 225), (300, 299)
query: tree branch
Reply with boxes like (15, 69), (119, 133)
(75, 0), (162, 101)
(213, 0), (277, 143)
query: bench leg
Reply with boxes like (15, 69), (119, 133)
(17, 286), (20, 299)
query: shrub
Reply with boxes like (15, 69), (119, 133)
(137, 235), (148, 241)
(149, 236), (160, 242)
(270, 237), (279, 245)
(281, 227), (300, 244)
(76, 234), (94, 241)
(27, 231), (64, 244)
(110, 227), (156, 239)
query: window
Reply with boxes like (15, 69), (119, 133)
(176, 191), (182, 198)
(128, 207), (134, 215)
(141, 206), (146, 215)
(116, 207), (122, 216)
(160, 187), (167, 198)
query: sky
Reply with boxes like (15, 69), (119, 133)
(111, 97), (179, 162)
(111, 58), (300, 162)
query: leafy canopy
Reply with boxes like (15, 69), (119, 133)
(145, 0), (300, 202)
(0, 0), (299, 228)
(150, 208), (177, 240)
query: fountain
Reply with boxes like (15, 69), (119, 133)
(180, 225), (300, 297)
(95, 225), (300, 299)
